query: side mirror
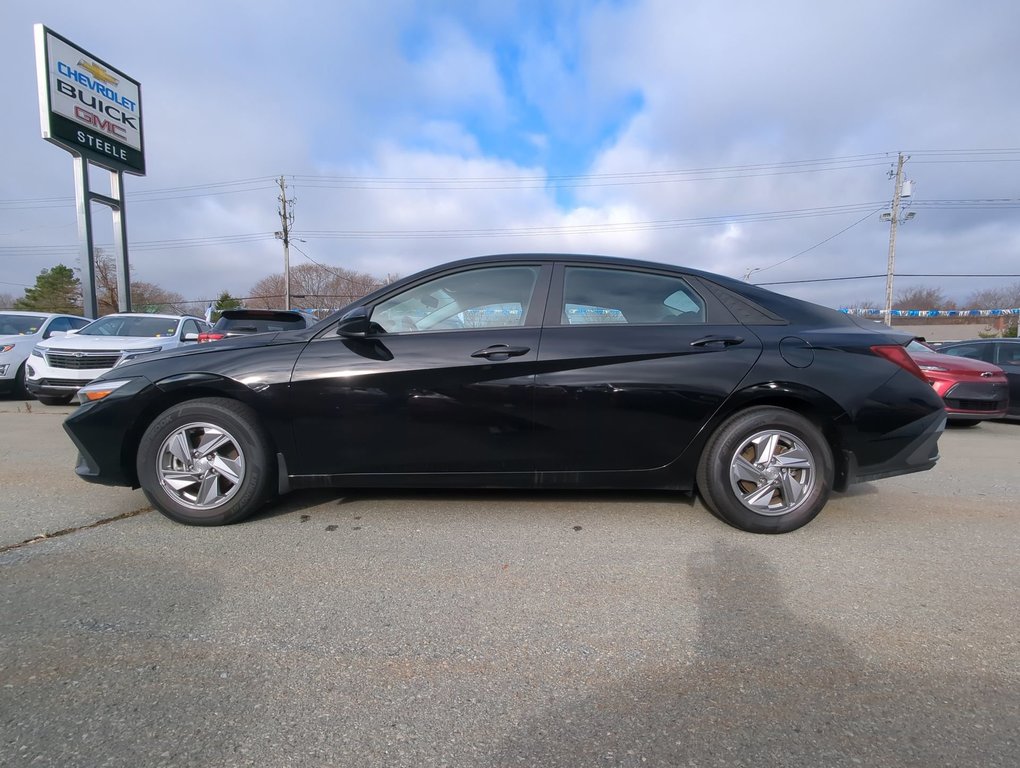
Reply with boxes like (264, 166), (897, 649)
(182, 332), (200, 342)
(336, 306), (371, 337)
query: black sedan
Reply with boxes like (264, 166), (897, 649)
(63, 254), (946, 534)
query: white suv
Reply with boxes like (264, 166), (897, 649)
(26, 313), (210, 405)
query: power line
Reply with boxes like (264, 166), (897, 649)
(3, 148), (1020, 209)
(757, 273), (1020, 287)
(745, 208), (884, 280)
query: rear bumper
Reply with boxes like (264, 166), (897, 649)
(843, 408), (946, 488)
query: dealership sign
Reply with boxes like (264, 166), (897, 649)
(34, 25), (145, 175)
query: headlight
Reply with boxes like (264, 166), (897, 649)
(0, 344), (15, 354)
(918, 364), (948, 372)
(116, 346), (163, 366)
(76, 379), (134, 404)
(31, 345), (47, 358)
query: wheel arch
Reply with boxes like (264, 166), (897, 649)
(118, 374), (279, 488)
(685, 381), (853, 492)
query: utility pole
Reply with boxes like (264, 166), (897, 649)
(883, 153), (909, 323)
(275, 176), (294, 310)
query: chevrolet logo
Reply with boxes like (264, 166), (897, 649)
(78, 59), (119, 86)
(73, 351), (85, 358)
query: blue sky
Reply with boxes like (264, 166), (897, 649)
(2, 0), (1019, 312)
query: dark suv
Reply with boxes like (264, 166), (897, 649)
(198, 309), (313, 342)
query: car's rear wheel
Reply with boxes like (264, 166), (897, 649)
(137, 398), (274, 526)
(697, 406), (833, 534)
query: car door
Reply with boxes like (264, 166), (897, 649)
(289, 263), (551, 476)
(531, 263), (763, 473)
(991, 342), (1020, 413)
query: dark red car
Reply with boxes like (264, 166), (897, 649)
(907, 340), (1008, 425)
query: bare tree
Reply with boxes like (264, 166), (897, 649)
(247, 263), (386, 316)
(0, 292), (16, 310)
(893, 286), (953, 311)
(964, 282), (1020, 310)
(93, 250), (185, 315)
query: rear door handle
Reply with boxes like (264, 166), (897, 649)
(690, 335), (744, 348)
(470, 344), (531, 360)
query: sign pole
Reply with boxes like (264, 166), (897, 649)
(72, 153), (98, 319)
(111, 170), (131, 312)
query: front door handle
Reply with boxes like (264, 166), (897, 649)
(690, 335), (744, 348)
(471, 344), (531, 360)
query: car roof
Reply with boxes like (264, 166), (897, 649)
(95, 313), (201, 320)
(942, 338), (1015, 346)
(327, 252), (857, 331)
(0, 310), (73, 318)
(219, 309), (306, 319)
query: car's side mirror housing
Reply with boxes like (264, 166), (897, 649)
(336, 306), (371, 337)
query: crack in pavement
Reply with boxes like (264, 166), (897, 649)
(0, 506), (153, 554)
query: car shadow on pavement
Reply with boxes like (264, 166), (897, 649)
(494, 541), (1014, 767)
(247, 487), (701, 524)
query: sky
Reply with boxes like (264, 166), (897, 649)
(2, 0), (1019, 313)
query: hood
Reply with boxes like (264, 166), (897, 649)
(39, 334), (174, 352)
(0, 332), (41, 346)
(909, 348), (1005, 376)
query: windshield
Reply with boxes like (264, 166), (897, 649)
(0, 315), (44, 335)
(78, 316), (181, 338)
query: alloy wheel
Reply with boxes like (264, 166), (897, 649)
(156, 421), (246, 510)
(728, 429), (816, 516)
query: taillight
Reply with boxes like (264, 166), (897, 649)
(198, 332), (225, 343)
(870, 345), (927, 382)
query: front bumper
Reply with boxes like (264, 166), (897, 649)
(63, 376), (157, 488)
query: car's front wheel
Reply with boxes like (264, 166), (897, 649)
(137, 398), (274, 525)
(696, 406), (833, 534)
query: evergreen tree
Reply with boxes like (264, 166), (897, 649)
(211, 290), (243, 322)
(14, 265), (83, 314)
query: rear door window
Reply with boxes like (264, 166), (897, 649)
(559, 267), (705, 325)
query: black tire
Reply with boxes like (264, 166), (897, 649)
(137, 397), (274, 526)
(36, 394), (73, 405)
(696, 406), (834, 534)
(11, 362), (30, 399)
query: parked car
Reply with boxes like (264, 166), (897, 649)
(0, 311), (92, 397)
(63, 254), (946, 534)
(26, 313), (210, 405)
(937, 338), (1020, 418)
(905, 340), (1008, 425)
(198, 309), (313, 342)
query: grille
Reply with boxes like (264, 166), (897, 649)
(39, 378), (87, 388)
(945, 398), (1006, 412)
(46, 351), (121, 369)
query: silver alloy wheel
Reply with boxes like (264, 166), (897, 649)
(728, 429), (816, 517)
(156, 421), (246, 510)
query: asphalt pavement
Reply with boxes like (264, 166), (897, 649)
(1, 397), (1017, 767)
